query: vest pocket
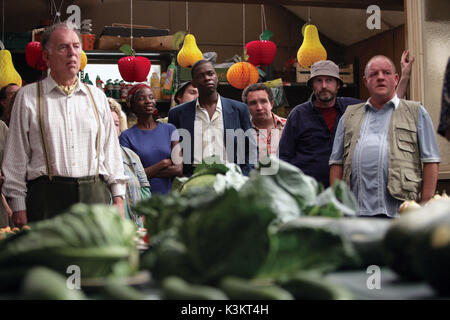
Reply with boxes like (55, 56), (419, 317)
(343, 130), (353, 158)
(396, 125), (417, 153)
(401, 168), (422, 192)
(343, 139), (351, 158)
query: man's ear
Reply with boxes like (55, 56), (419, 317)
(363, 76), (368, 89)
(42, 50), (50, 68)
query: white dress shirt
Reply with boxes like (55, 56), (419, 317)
(193, 95), (228, 165)
(1, 75), (127, 212)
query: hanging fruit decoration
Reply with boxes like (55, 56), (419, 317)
(245, 30), (277, 67)
(297, 24), (327, 68)
(0, 44), (22, 88)
(226, 61), (259, 90)
(80, 50), (88, 71)
(177, 34), (203, 68)
(25, 42), (48, 71)
(118, 45), (151, 82)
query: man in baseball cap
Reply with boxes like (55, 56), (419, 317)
(174, 81), (198, 105)
(279, 55), (413, 187)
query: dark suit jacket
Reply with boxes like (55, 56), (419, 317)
(168, 96), (256, 177)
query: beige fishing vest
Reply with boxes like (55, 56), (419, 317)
(342, 99), (422, 201)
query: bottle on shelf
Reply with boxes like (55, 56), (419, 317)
(160, 72), (171, 100)
(105, 79), (113, 97)
(150, 72), (161, 101)
(82, 73), (93, 85)
(113, 80), (121, 99)
(95, 75), (104, 91)
(163, 58), (176, 97)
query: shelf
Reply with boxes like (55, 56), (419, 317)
(84, 50), (177, 63)
(111, 98), (171, 104)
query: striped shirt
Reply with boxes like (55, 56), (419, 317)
(1, 75), (127, 212)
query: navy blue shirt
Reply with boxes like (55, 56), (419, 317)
(279, 96), (361, 187)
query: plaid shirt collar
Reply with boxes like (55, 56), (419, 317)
(252, 112), (286, 131)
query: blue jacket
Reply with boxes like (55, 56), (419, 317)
(168, 96), (256, 177)
(279, 96), (362, 187)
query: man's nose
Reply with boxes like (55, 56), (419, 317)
(67, 45), (79, 56)
(318, 81), (328, 89)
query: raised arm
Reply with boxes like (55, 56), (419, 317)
(396, 50), (415, 99)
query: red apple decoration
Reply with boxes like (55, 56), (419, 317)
(244, 30), (277, 66)
(245, 40), (277, 66)
(118, 56), (151, 82)
(25, 41), (48, 71)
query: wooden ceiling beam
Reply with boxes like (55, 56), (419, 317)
(139, 0), (403, 11)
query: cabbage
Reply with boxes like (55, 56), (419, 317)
(0, 203), (138, 287)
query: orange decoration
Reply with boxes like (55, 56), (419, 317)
(226, 62), (259, 90)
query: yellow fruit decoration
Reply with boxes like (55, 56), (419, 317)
(177, 34), (203, 68)
(80, 50), (87, 71)
(297, 24), (327, 68)
(0, 49), (22, 88)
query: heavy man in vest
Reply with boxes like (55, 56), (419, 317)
(1, 23), (128, 227)
(329, 55), (440, 218)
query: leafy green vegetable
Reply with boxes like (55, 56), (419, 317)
(383, 200), (450, 282)
(305, 179), (358, 217)
(258, 217), (359, 278)
(191, 158), (231, 177)
(134, 188), (217, 237)
(240, 171), (303, 223)
(135, 157), (365, 291)
(213, 170), (249, 194)
(140, 229), (196, 281)
(181, 188), (276, 284)
(258, 216), (391, 279)
(21, 266), (87, 300)
(267, 156), (318, 209)
(240, 156), (319, 223)
(180, 174), (217, 193)
(0, 204), (138, 281)
(172, 157), (240, 194)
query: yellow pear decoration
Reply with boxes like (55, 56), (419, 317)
(297, 24), (327, 68)
(0, 49), (22, 88)
(80, 50), (87, 71)
(177, 34), (203, 68)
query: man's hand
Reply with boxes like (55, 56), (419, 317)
(12, 210), (27, 228)
(401, 50), (415, 79)
(113, 196), (125, 219)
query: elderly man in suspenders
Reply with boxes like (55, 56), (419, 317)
(1, 23), (127, 227)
